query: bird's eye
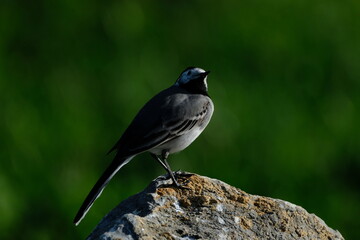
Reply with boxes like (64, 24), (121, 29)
(187, 71), (191, 76)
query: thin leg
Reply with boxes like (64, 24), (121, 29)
(150, 153), (167, 170)
(151, 153), (179, 185)
(161, 150), (181, 187)
(151, 152), (189, 188)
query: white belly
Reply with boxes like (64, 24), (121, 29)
(149, 127), (204, 155)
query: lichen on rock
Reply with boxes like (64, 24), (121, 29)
(87, 172), (344, 240)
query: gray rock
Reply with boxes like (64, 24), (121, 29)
(87, 172), (344, 240)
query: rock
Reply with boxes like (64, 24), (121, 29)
(87, 172), (344, 240)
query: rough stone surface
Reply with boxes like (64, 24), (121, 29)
(87, 173), (344, 240)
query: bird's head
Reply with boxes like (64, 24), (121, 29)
(175, 67), (210, 95)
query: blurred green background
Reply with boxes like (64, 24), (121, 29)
(0, 0), (359, 239)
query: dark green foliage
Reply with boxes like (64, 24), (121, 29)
(0, 0), (359, 239)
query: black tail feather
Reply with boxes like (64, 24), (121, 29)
(73, 155), (132, 225)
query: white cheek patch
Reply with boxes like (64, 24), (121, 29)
(203, 76), (208, 90)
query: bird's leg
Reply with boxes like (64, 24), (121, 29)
(161, 150), (191, 189)
(151, 153), (178, 185)
(160, 150), (181, 187)
(150, 153), (167, 170)
(151, 152), (189, 188)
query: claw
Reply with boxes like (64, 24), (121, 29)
(172, 180), (191, 190)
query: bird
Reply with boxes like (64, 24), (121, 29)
(73, 67), (214, 225)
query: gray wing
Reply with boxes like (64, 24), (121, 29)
(108, 87), (212, 156)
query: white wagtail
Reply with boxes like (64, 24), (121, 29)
(74, 67), (214, 225)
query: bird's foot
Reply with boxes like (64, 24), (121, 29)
(171, 171), (192, 190)
(159, 171), (193, 189)
(174, 170), (194, 178)
(171, 179), (191, 190)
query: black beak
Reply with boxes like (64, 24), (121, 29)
(200, 71), (210, 77)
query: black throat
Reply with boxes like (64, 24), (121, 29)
(180, 78), (209, 96)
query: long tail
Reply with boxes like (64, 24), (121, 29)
(73, 155), (133, 225)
